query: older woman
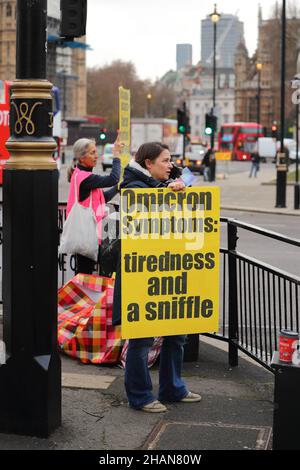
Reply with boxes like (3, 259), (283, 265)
(66, 137), (122, 274)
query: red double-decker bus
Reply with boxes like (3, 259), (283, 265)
(218, 122), (264, 161)
(0, 80), (11, 184)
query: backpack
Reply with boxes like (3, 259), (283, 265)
(99, 207), (120, 277)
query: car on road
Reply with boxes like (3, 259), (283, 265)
(174, 142), (208, 174)
(101, 143), (114, 171)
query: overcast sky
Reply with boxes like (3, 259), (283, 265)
(86, 0), (278, 81)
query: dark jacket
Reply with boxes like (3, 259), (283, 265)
(112, 163), (168, 326)
(77, 159), (121, 203)
(201, 148), (212, 167)
(251, 152), (260, 164)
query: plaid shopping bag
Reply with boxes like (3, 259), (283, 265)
(58, 274), (123, 364)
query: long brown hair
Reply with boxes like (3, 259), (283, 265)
(135, 142), (169, 169)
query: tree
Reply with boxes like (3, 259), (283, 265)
(87, 60), (177, 129)
(147, 82), (177, 119)
(87, 60), (149, 130)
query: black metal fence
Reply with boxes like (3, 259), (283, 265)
(1, 206), (300, 373)
(206, 217), (300, 373)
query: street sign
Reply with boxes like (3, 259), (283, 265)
(119, 86), (131, 174)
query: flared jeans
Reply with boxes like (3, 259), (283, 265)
(125, 335), (188, 409)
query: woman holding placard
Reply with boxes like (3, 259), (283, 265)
(113, 142), (202, 413)
(65, 136), (123, 274)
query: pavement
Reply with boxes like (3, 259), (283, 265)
(0, 332), (274, 451)
(0, 161), (297, 452)
(58, 159), (300, 216)
(193, 162), (300, 217)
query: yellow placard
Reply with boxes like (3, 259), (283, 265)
(215, 151), (231, 161)
(119, 86), (131, 174)
(120, 187), (220, 339)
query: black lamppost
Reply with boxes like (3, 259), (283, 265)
(146, 93), (152, 118)
(62, 70), (67, 120)
(292, 75), (300, 209)
(0, 0), (61, 437)
(209, 4), (221, 182)
(295, 100), (300, 209)
(256, 62), (262, 126)
(210, 4), (221, 149)
(275, 0), (287, 208)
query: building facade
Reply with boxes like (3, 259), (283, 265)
(0, 1), (16, 80)
(161, 63), (235, 142)
(201, 13), (244, 69)
(0, 0), (87, 119)
(176, 44), (193, 71)
(187, 67), (235, 141)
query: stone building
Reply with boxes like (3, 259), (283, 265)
(235, 7), (300, 133)
(161, 63), (235, 141)
(0, 1), (16, 80)
(186, 66), (235, 141)
(0, 0), (87, 119)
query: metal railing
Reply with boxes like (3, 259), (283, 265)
(1, 206), (300, 373)
(205, 217), (300, 373)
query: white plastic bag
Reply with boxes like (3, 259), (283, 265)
(59, 175), (99, 261)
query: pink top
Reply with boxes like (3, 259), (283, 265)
(66, 167), (106, 244)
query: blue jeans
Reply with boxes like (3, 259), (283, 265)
(125, 335), (188, 409)
(249, 162), (259, 177)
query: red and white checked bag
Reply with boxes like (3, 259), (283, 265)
(58, 274), (123, 364)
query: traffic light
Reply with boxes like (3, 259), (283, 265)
(177, 107), (190, 135)
(60, 0), (87, 39)
(205, 113), (217, 136)
(271, 123), (278, 139)
(177, 108), (186, 134)
(99, 128), (107, 141)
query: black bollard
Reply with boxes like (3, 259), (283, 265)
(0, 0), (61, 437)
(271, 351), (300, 450)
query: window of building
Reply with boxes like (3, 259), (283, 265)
(195, 115), (200, 125)
(6, 3), (12, 17)
(219, 74), (226, 88)
(229, 75), (235, 88)
(56, 47), (72, 75)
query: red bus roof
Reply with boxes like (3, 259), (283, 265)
(84, 115), (106, 123)
(221, 122), (263, 127)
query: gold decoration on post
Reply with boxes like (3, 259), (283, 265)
(5, 79), (57, 170)
(5, 141), (57, 170)
(12, 101), (43, 135)
(48, 112), (54, 128)
(9, 80), (54, 100)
